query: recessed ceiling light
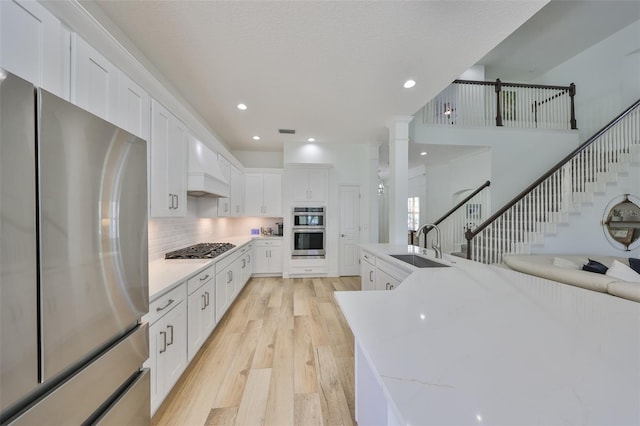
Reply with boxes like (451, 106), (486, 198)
(252, 136), (260, 141)
(420, 151), (427, 156)
(403, 79), (416, 89)
(237, 103), (247, 110)
(307, 137), (315, 142)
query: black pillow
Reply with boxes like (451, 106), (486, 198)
(582, 259), (608, 274)
(629, 258), (640, 274)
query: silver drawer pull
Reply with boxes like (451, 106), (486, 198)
(200, 274), (210, 281)
(156, 298), (174, 312)
(167, 324), (174, 346)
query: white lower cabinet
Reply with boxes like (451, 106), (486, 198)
(187, 266), (215, 362)
(253, 239), (282, 274)
(361, 252), (376, 291)
(215, 252), (239, 323)
(238, 244), (253, 291)
(360, 251), (411, 291)
(145, 284), (187, 415)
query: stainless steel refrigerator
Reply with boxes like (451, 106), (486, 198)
(0, 70), (150, 425)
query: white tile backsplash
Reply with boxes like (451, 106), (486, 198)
(147, 200), (283, 261)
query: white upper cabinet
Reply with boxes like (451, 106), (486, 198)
(244, 172), (282, 217)
(150, 99), (187, 218)
(288, 167), (328, 203)
(0, 0), (69, 99)
(71, 34), (119, 122)
(229, 165), (244, 217)
(118, 72), (150, 140)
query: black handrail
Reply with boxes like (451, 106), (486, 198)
(464, 99), (640, 260)
(419, 180), (491, 247)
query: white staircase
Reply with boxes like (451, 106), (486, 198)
(463, 102), (640, 264)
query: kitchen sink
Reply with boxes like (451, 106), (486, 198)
(389, 254), (450, 268)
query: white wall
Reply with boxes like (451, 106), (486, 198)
(412, 125), (579, 212)
(284, 142), (371, 276)
(232, 150), (284, 169)
(530, 164), (640, 258)
(529, 20), (640, 142)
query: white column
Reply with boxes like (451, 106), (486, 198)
(387, 116), (413, 245)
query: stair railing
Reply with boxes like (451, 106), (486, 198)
(464, 99), (640, 264)
(419, 180), (491, 253)
(421, 79), (577, 130)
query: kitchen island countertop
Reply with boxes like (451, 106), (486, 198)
(335, 244), (640, 425)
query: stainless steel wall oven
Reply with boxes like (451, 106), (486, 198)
(292, 207), (325, 257)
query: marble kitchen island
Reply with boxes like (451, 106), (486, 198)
(335, 245), (640, 425)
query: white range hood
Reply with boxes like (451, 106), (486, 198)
(187, 137), (230, 198)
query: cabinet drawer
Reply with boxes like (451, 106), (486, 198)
(187, 265), (214, 295)
(253, 239), (282, 247)
(289, 265), (327, 275)
(361, 252), (376, 266)
(147, 284), (186, 326)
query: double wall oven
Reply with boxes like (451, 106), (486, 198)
(292, 207), (325, 258)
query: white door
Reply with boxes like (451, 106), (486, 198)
(339, 185), (360, 276)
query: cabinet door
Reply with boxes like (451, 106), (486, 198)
(253, 246), (270, 273)
(289, 168), (310, 201)
(217, 197), (230, 217)
(361, 260), (375, 291)
(71, 34), (119, 123)
(0, 0), (68, 99)
(307, 168), (327, 202)
(244, 173), (264, 216)
(263, 173), (282, 217)
(375, 269), (400, 291)
(150, 100), (186, 218)
(146, 322), (160, 414)
(163, 301), (187, 394)
(187, 286), (206, 362)
(168, 119), (187, 216)
(118, 72), (150, 140)
(202, 280), (216, 337)
(267, 245), (283, 274)
(215, 267), (229, 323)
(230, 166), (244, 216)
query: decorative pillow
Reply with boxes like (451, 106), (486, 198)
(606, 260), (640, 283)
(629, 258), (640, 274)
(582, 259), (608, 274)
(553, 257), (580, 269)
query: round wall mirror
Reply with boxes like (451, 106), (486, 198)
(603, 194), (640, 250)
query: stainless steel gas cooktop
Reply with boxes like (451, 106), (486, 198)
(165, 242), (235, 259)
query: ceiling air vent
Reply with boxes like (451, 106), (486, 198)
(279, 129), (296, 134)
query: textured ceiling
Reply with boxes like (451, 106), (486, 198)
(81, 0), (548, 153)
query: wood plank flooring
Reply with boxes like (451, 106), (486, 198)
(152, 276), (361, 426)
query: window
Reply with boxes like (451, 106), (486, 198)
(408, 197), (420, 231)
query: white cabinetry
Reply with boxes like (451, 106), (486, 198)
(215, 251), (238, 323)
(187, 266), (215, 362)
(150, 99), (187, 217)
(0, 0), (69, 99)
(118, 71), (150, 140)
(360, 251), (411, 291)
(145, 284), (187, 415)
(217, 155), (232, 217)
(229, 165), (244, 216)
(288, 167), (328, 202)
(361, 252), (376, 291)
(238, 244), (253, 290)
(71, 34), (119, 123)
(253, 239), (283, 275)
(244, 172), (283, 217)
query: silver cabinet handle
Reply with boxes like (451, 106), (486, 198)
(385, 283), (390, 290)
(247, 254), (251, 264)
(159, 331), (167, 354)
(167, 324), (174, 346)
(227, 270), (232, 283)
(200, 274), (210, 281)
(201, 293), (206, 310)
(205, 291), (210, 307)
(369, 271), (373, 282)
(242, 259), (246, 269)
(156, 298), (174, 312)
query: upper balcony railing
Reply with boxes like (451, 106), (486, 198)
(421, 79), (577, 131)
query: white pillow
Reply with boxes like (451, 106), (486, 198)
(553, 257), (580, 269)
(606, 260), (640, 283)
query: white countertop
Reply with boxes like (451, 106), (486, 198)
(148, 236), (281, 300)
(336, 244), (640, 425)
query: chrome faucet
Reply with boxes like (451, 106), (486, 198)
(416, 223), (442, 259)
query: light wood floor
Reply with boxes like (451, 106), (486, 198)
(152, 276), (361, 426)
